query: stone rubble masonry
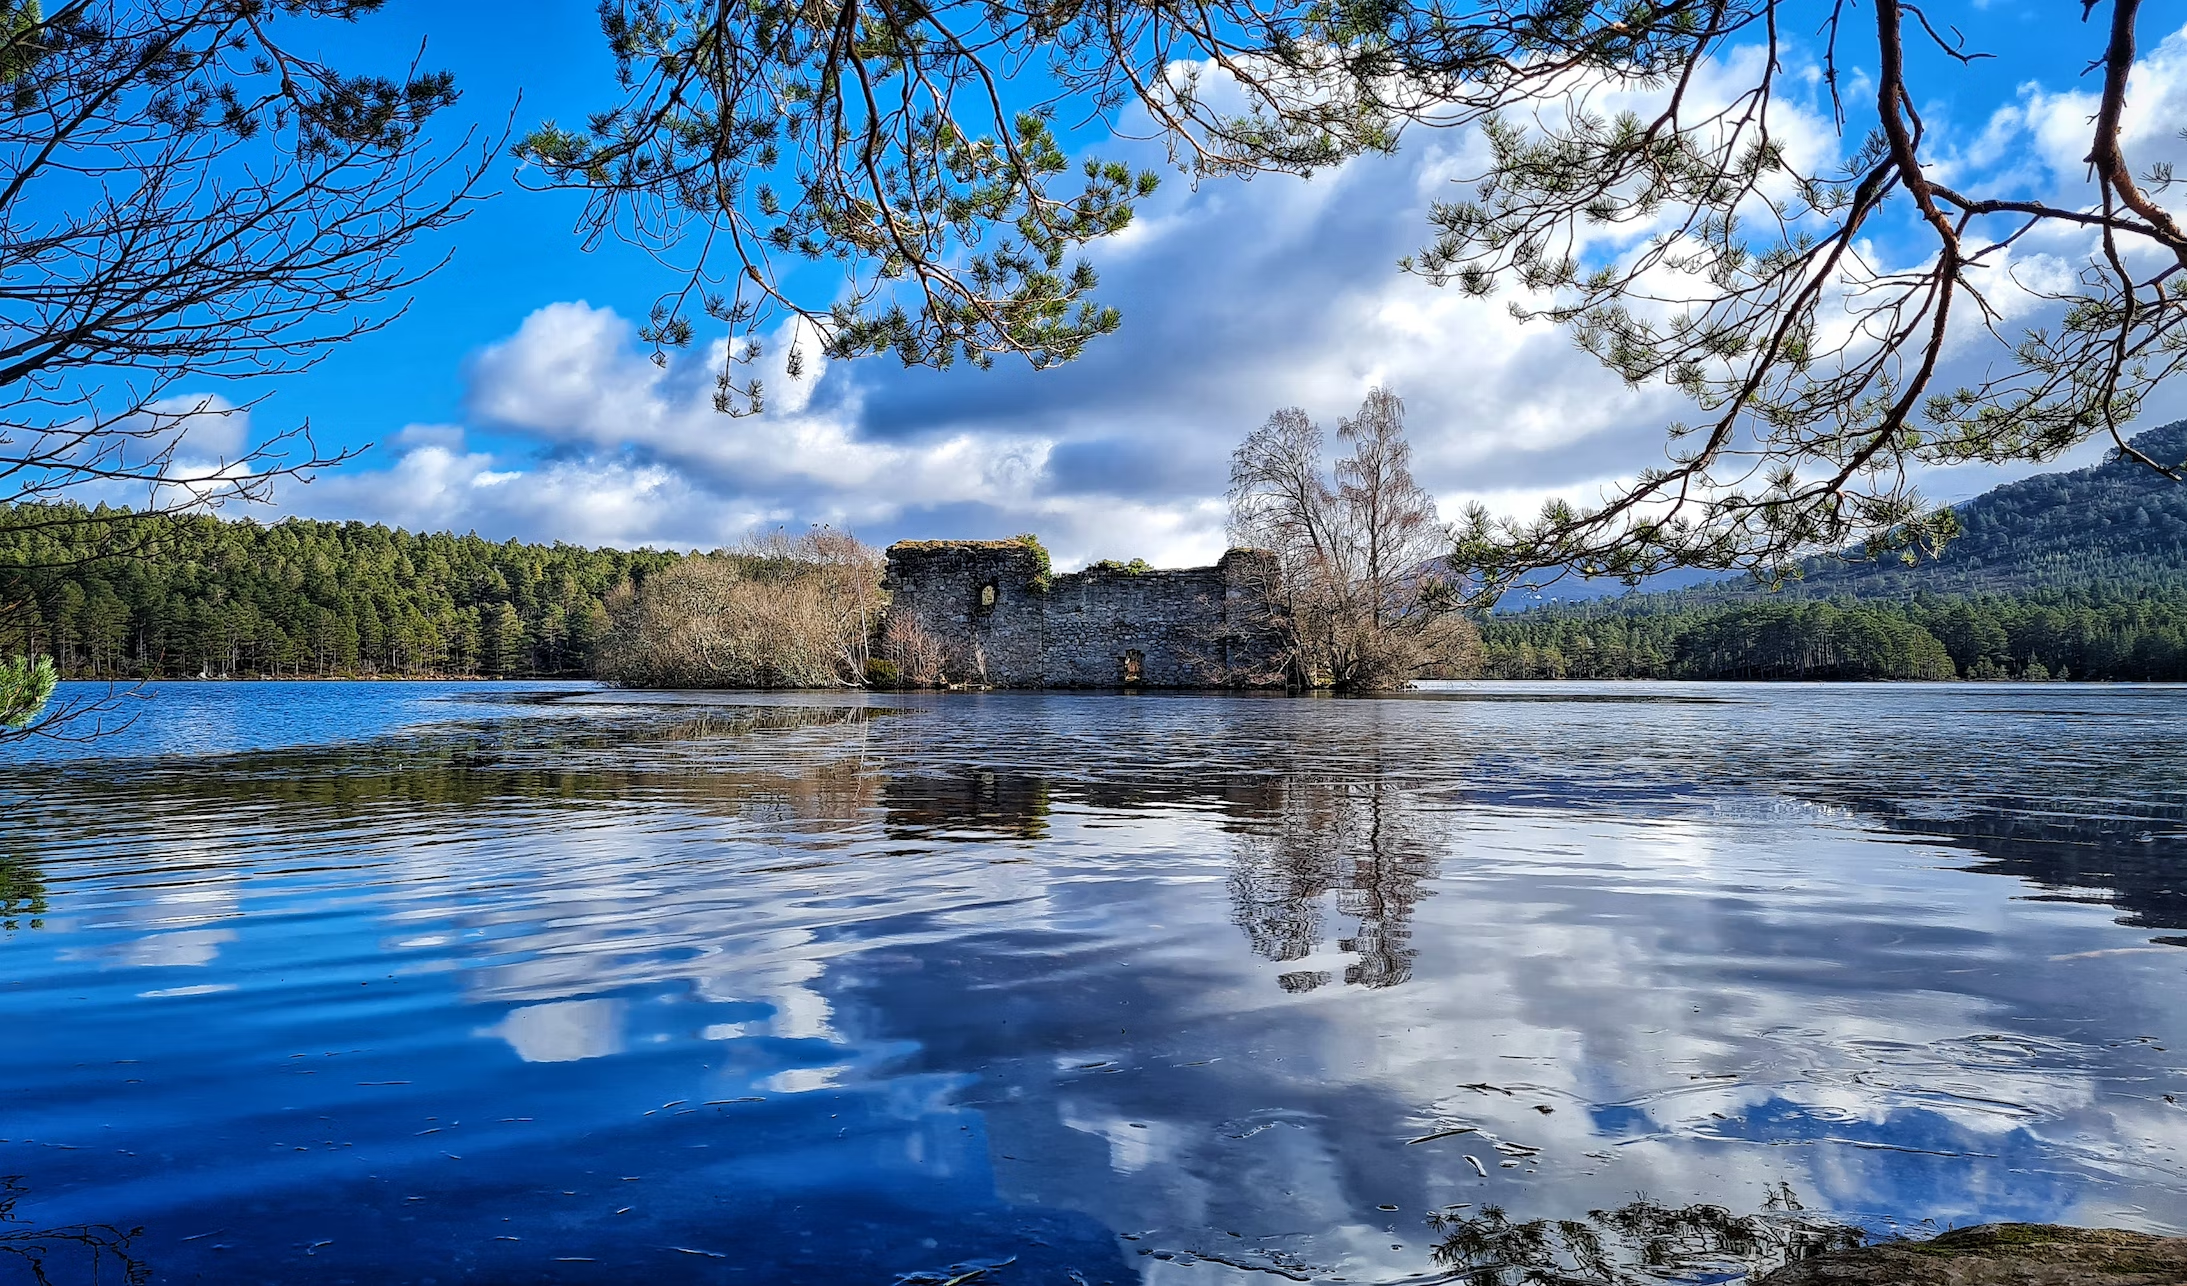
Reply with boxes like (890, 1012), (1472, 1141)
(881, 539), (1288, 688)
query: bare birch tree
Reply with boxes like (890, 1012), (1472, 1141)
(874, 612), (947, 687)
(1230, 387), (1473, 689)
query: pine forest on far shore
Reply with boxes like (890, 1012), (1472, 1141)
(0, 506), (677, 680)
(9, 504), (2187, 686)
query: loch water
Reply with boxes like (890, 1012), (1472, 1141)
(3, 680), (2187, 1284)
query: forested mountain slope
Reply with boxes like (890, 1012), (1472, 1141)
(1792, 419), (2187, 594)
(1478, 423), (2187, 680)
(0, 507), (680, 679)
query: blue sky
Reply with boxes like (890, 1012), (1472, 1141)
(192, 0), (2187, 568)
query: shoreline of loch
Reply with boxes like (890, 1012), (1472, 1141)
(1759, 1224), (2187, 1284)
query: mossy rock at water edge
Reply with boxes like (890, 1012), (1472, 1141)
(1759, 1224), (2187, 1284)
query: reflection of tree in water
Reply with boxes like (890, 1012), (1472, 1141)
(11, 705), (889, 836)
(0, 705), (896, 934)
(612, 708), (887, 830)
(0, 1176), (150, 1285)
(883, 771), (1052, 840)
(1, 853), (44, 931)
(1428, 1187), (1861, 1285)
(1227, 776), (1442, 990)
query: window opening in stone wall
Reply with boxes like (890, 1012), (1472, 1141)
(1122, 650), (1145, 684)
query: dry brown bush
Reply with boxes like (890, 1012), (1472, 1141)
(875, 613), (948, 687)
(595, 530), (884, 688)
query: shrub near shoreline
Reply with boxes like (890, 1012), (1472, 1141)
(592, 530), (884, 689)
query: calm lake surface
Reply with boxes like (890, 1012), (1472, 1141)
(4, 680), (2187, 1283)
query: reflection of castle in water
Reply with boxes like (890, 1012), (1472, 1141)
(883, 772), (1052, 840)
(13, 725), (1450, 1002)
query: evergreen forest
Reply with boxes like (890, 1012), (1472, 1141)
(1475, 589), (2187, 681)
(0, 507), (679, 679)
(1475, 420), (2187, 681)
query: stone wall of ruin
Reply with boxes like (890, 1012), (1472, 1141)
(881, 540), (1284, 687)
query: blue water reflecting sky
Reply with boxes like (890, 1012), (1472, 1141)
(3, 683), (2185, 1283)
(3, 679), (602, 762)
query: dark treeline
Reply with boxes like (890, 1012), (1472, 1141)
(1479, 586), (2187, 681)
(13, 503), (2187, 687)
(0, 506), (680, 679)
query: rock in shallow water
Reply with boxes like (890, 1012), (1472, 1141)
(1760, 1224), (2187, 1285)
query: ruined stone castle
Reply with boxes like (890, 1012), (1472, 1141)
(881, 539), (1286, 688)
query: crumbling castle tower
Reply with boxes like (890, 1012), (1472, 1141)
(881, 539), (1285, 688)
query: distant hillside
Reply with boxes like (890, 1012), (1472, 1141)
(1491, 420), (2187, 610)
(1476, 424), (2187, 680)
(1789, 419), (2187, 595)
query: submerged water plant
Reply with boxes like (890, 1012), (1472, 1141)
(1428, 1188), (1865, 1285)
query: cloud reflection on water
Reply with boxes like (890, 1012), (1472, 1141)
(487, 998), (627, 1063)
(1, 684), (2185, 1282)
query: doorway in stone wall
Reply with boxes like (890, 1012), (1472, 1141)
(1122, 650), (1145, 685)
